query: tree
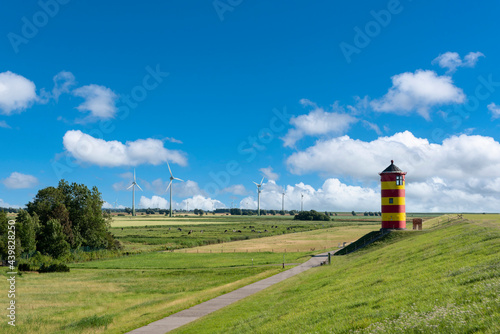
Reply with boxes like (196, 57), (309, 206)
(27, 180), (116, 253)
(37, 219), (70, 258)
(124, 208), (132, 215)
(16, 209), (39, 254)
(198, 209), (204, 216)
(351, 211), (357, 216)
(279, 210), (285, 215)
(261, 209), (267, 215)
(230, 208), (242, 215)
(294, 210), (330, 221)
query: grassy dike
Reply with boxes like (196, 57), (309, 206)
(174, 217), (500, 333)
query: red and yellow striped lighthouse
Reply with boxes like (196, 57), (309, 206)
(380, 160), (407, 230)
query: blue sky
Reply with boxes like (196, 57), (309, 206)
(2, 0), (500, 212)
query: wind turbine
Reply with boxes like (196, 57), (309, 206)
(300, 193), (304, 212)
(165, 160), (183, 217)
(253, 177), (265, 216)
(127, 169), (143, 216)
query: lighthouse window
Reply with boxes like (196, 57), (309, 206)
(389, 198), (394, 204)
(396, 175), (403, 185)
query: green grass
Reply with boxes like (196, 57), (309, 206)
(174, 216), (500, 333)
(70, 251), (314, 270)
(0, 257), (283, 333)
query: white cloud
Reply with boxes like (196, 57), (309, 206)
(282, 99), (358, 147)
(432, 51), (484, 73)
(0, 199), (22, 209)
(2, 172), (38, 189)
(164, 137), (183, 144)
(488, 103), (500, 119)
(0, 71), (37, 115)
(73, 84), (118, 120)
(63, 130), (187, 167)
(180, 195), (224, 211)
(287, 131), (500, 181)
(259, 166), (279, 181)
(52, 71), (76, 101)
(0, 121), (10, 129)
(139, 195), (169, 209)
(240, 179), (379, 212)
(221, 184), (249, 196)
(371, 70), (465, 119)
(144, 178), (204, 197)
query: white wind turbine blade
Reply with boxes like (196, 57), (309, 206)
(174, 177), (183, 182)
(165, 180), (173, 192)
(166, 160), (173, 177)
(126, 184), (134, 190)
(134, 169), (136, 182)
(253, 181), (259, 186)
(259, 177), (265, 185)
(136, 183), (143, 191)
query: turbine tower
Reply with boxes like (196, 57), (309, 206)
(253, 177), (265, 216)
(165, 160), (183, 217)
(127, 169), (143, 216)
(282, 191), (285, 212)
(300, 193), (304, 212)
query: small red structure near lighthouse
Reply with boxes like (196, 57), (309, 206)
(380, 160), (407, 230)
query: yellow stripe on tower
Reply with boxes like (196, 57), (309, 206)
(381, 197), (405, 205)
(381, 181), (404, 190)
(381, 212), (406, 221)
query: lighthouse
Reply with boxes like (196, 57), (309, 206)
(380, 160), (407, 230)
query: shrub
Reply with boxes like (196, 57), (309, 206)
(38, 263), (70, 273)
(294, 210), (330, 221)
(18, 263), (32, 271)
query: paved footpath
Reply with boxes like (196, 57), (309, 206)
(127, 252), (332, 334)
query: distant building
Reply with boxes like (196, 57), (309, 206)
(379, 160), (406, 230)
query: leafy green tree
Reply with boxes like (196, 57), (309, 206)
(16, 209), (39, 254)
(37, 219), (70, 258)
(351, 211), (357, 216)
(27, 180), (115, 252)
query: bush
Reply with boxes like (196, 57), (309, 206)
(38, 263), (70, 273)
(294, 210), (330, 221)
(18, 263), (32, 271)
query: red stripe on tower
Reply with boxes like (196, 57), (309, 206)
(379, 160), (407, 230)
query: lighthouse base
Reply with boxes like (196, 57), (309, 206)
(381, 221), (406, 230)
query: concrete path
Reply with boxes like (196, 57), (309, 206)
(127, 252), (332, 334)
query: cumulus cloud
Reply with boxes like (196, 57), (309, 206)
(0, 199), (22, 209)
(179, 195), (225, 211)
(144, 178), (204, 197)
(221, 184), (249, 196)
(432, 51), (484, 73)
(371, 70), (465, 119)
(488, 103), (500, 119)
(0, 71), (37, 115)
(52, 71), (76, 101)
(139, 195), (169, 209)
(73, 84), (118, 120)
(2, 172), (38, 189)
(260, 166), (279, 181)
(240, 179), (379, 212)
(282, 99), (358, 147)
(63, 130), (187, 167)
(285, 130), (500, 211)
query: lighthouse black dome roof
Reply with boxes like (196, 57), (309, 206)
(381, 160), (403, 173)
